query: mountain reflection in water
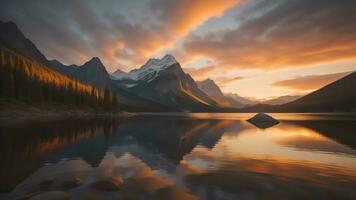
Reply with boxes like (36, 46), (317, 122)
(0, 114), (356, 200)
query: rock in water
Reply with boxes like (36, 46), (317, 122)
(247, 113), (279, 129)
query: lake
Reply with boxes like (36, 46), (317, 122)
(1, 113), (356, 200)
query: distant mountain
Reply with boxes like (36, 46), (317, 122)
(225, 93), (259, 106)
(281, 71), (356, 112)
(110, 69), (127, 80)
(76, 57), (110, 88)
(197, 79), (243, 108)
(113, 55), (220, 111)
(262, 95), (302, 105)
(241, 71), (356, 112)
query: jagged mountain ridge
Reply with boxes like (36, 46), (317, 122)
(123, 54), (178, 82)
(110, 69), (127, 80)
(0, 21), (177, 111)
(0, 21), (229, 111)
(49, 58), (176, 111)
(0, 21), (110, 89)
(1, 20), (354, 112)
(197, 79), (244, 108)
(113, 56), (221, 111)
(75, 57), (110, 88)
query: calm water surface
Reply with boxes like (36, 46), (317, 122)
(1, 113), (356, 200)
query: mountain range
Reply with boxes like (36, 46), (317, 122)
(1, 20), (355, 112)
(113, 55), (229, 111)
(196, 79), (244, 108)
(0, 21), (228, 112)
(0, 21), (176, 111)
(240, 71), (356, 112)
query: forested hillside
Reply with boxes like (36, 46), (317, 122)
(0, 46), (118, 111)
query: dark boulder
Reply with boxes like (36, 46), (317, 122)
(247, 113), (279, 129)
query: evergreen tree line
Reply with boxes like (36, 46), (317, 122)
(0, 47), (119, 112)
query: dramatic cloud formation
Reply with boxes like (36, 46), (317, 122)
(1, 0), (355, 98)
(150, 0), (238, 37)
(185, 65), (219, 80)
(183, 0), (356, 69)
(272, 71), (353, 91)
(0, 0), (239, 71)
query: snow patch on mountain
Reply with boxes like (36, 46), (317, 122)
(115, 54), (178, 82)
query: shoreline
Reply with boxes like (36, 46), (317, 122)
(0, 110), (133, 126)
(1, 100), (355, 125)
(0, 99), (134, 126)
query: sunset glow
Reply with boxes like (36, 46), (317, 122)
(1, 0), (355, 99)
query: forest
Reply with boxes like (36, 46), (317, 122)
(0, 46), (119, 112)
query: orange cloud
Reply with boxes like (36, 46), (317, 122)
(183, 0), (356, 70)
(184, 65), (219, 80)
(111, 0), (240, 68)
(1, 0), (240, 71)
(150, 0), (239, 36)
(272, 71), (353, 91)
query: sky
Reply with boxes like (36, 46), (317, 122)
(1, 0), (356, 100)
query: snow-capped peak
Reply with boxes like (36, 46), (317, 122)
(161, 54), (177, 65)
(144, 58), (160, 68)
(117, 54), (179, 82)
(142, 54), (177, 70)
